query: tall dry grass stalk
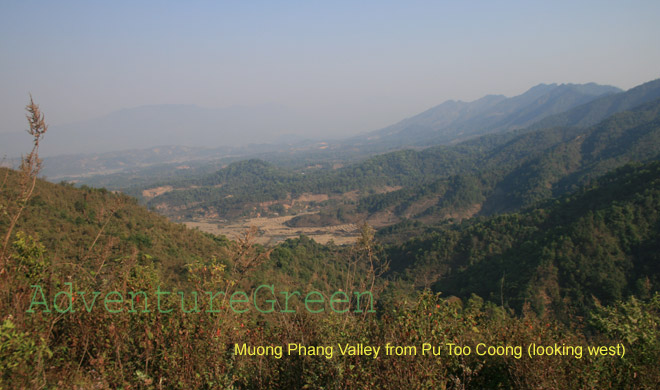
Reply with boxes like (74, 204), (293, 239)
(0, 95), (48, 273)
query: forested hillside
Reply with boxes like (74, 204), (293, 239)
(385, 161), (660, 316)
(0, 167), (232, 285)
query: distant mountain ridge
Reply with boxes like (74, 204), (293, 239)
(354, 82), (622, 148)
(6, 80), (654, 184)
(0, 81), (623, 161)
(529, 78), (660, 130)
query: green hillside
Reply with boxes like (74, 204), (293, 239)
(385, 161), (660, 316)
(0, 167), (231, 285)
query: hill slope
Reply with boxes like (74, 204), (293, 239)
(385, 160), (660, 315)
(529, 78), (660, 130)
(0, 167), (230, 284)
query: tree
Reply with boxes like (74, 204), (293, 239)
(343, 223), (389, 320)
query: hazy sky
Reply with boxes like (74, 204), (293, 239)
(1, 0), (659, 137)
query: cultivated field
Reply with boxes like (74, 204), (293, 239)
(184, 215), (359, 245)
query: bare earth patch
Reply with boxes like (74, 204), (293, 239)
(142, 185), (174, 199)
(184, 215), (359, 246)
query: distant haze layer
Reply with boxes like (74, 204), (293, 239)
(0, 81), (631, 158)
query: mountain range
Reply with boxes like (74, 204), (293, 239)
(0, 81), (626, 178)
(349, 82), (622, 148)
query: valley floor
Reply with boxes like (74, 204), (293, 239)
(184, 215), (360, 245)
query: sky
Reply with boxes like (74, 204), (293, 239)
(1, 0), (659, 138)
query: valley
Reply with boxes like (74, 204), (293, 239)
(118, 80), (660, 248)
